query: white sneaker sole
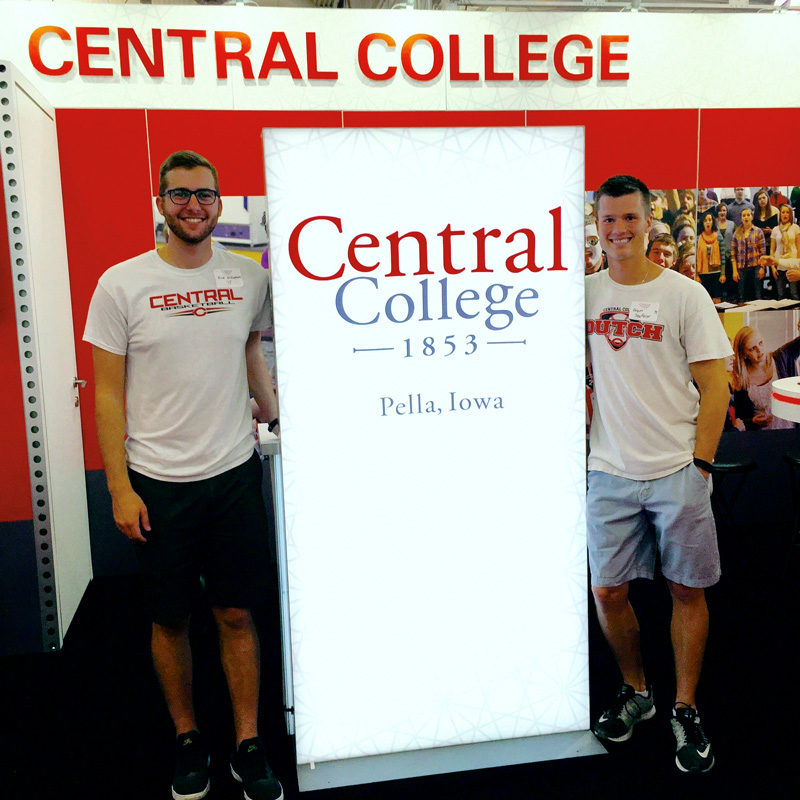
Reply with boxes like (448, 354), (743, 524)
(595, 703), (656, 743)
(230, 765), (284, 800)
(171, 781), (210, 800)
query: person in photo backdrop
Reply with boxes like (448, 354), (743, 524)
(83, 151), (284, 800)
(650, 189), (669, 224)
(585, 216), (606, 275)
(715, 203), (737, 302)
(760, 253), (800, 289)
(646, 232), (678, 270)
(723, 350), (746, 432)
(674, 242), (698, 281)
(586, 174), (730, 775)
(696, 188), (717, 221)
(731, 207), (765, 302)
(753, 189), (779, 240)
(752, 190), (780, 297)
(649, 221), (671, 242)
(768, 186), (789, 207)
(726, 187), (754, 226)
(674, 222), (697, 250)
(767, 204), (800, 300)
(671, 190), (696, 238)
(697, 213), (721, 275)
(730, 326), (798, 430)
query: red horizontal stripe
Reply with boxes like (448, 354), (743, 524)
(772, 391), (800, 406)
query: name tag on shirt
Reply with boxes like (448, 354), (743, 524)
(629, 301), (659, 323)
(214, 268), (243, 288)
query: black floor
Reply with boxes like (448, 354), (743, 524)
(3, 523), (799, 800)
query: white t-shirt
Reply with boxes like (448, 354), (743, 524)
(586, 268), (732, 480)
(84, 248), (271, 481)
(771, 223), (800, 264)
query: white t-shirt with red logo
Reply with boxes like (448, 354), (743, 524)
(585, 267), (732, 480)
(84, 248), (271, 482)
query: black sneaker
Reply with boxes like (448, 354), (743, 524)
(230, 737), (284, 800)
(671, 704), (714, 773)
(172, 730), (210, 800)
(593, 684), (655, 742)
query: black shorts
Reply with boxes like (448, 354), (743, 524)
(129, 451), (270, 626)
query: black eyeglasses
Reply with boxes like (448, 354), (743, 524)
(161, 188), (220, 205)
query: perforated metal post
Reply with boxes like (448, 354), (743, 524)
(0, 61), (60, 651)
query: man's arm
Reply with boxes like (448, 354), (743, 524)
(689, 358), (730, 478)
(760, 255), (800, 282)
(92, 346), (150, 542)
(245, 330), (279, 432)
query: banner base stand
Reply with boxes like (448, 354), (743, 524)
(297, 729), (606, 792)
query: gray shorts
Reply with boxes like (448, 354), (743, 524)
(587, 463), (720, 589)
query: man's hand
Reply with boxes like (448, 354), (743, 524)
(111, 487), (151, 542)
(788, 268), (800, 283)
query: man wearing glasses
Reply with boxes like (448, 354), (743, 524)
(84, 151), (282, 800)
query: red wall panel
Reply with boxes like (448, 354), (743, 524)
(146, 110), (343, 197)
(56, 108), (154, 472)
(698, 108), (800, 187)
(526, 109), (700, 191)
(0, 183), (33, 522)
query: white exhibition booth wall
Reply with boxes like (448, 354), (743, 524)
(2, 0), (799, 790)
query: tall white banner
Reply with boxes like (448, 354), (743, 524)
(264, 126), (587, 765)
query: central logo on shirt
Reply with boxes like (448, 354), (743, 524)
(148, 288), (243, 318)
(586, 310), (664, 351)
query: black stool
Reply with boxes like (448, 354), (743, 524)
(710, 456), (757, 538)
(780, 448), (800, 582)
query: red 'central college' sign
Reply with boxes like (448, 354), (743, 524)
(28, 25), (629, 83)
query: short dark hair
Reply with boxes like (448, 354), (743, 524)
(594, 174), (652, 218)
(158, 150), (219, 196)
(646, 232), (677, 258)
(700, 211), (717, 232)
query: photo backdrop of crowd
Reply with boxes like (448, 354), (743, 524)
(585, 187), (800, 308)
(585, 189), (800, 432)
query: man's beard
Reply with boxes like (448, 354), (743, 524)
(165, 208), (218, 245)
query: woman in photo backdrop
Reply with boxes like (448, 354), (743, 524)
(716, 202), (737, 302)
(770, 204), (800, 300)
(698, 213), (721, 274)
(731, 326), (799, 430)
(753, 189), (779, 239)
(753, 190), (779, 296)
(731, 208), (765, 302)
(697, 213), (722, 298)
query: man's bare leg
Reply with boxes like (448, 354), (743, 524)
(151, 619), (197, 735)
(213, 606), (260, 746)
(668, 581), (708, 708)
(592, 583), (647, 691)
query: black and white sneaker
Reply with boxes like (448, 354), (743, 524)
(172, 730), (210, 800)
(671, 704), (714, 773)
(593, 684), (655, 742)
(231, 737), (284, 800)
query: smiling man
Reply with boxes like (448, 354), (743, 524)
(83, 151), (282, 800)
(586, 175), (731, 774)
